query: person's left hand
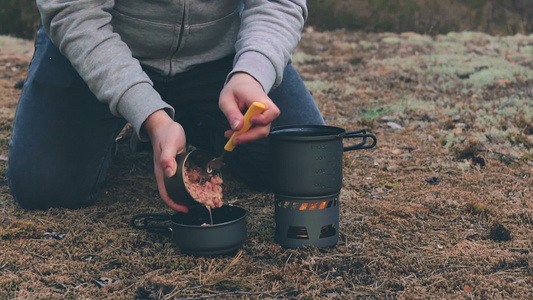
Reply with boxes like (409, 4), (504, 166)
(142, 109), (189, 212)
(219, 72), (280, 144)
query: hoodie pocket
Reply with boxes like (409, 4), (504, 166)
(111, 10), (178, 59)
(180, 8), (240, 58)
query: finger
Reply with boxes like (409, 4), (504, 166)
(256, 104), (280, 124)
(247, 111), (277, 126)
(224, 129), (234, 139)
(219, 96), (244, 131)
(223, 102), (277, 144)
(163, 198), (190, 213)
(231, 125), (271, 145)
(224, 121), (269, 144)
(159, 142), (182, 178)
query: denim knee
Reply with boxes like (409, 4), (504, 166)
(7, 162), (97, 210)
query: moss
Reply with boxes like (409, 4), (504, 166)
(442, 132), (463, 150)
(507, 132), (533, 149)
(385, 183), (400, 189)
(304, 80), (331, 92)
(378, 32), (533, 91)
(475, 113), (498, 129)
(292, 53), (322, 64)
(510, 110), (533, 134)
(357, 96), (407, 121)
(405, 33), (434, 45)
(382, 36), (402, 44)
(404, 99), (437, 111)
(343, 86), (357, 96)
(358, 40), (375, 50)
(520, 153), (533, 162)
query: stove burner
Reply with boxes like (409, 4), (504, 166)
(274, 193), (340, 248)
(284, 224), (337, 240)
(277, 199), (338, 210)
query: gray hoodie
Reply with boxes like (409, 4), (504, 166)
(36, 0), (307, 139)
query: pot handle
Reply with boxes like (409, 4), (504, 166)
(343, 130), (377, 151)
(131, 213), (172, 235)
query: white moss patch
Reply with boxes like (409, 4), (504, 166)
(304, 80), (331, 92)
(373, 32), (533, 90)
(292, 52), (322, 63)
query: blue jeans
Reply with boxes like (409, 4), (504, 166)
(7, 27), (324, 209)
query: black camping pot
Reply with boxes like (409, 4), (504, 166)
(270, 125), (377, 197)
(131, 205), (248, 256)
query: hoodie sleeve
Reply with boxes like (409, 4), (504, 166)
(229, 0), (307, 93)
(36, 0), (174, 140)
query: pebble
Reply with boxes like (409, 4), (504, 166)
(387, 122), (403, 129)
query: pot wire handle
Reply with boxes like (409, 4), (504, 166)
(343, 130), (377, 151)
(131, 213), (172, 235)
(344, 129), (367, 150)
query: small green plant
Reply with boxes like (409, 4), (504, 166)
(358, 102), (390, 120)
(464, 202), (493, 217)
(358, 93), (407, 121)
(521, 154), (533, 163)
(442, 132), (463, 150)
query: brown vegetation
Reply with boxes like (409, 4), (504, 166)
(1, 28), (533, 299)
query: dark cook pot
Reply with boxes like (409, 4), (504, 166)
(270, 125), (377, 196)
(131, 205), (248, 256)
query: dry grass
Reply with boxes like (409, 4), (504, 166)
(1, 30), (533, 299)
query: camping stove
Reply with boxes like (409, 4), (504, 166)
(274, 193), (339, 248)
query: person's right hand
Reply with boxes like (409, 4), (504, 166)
(219, 72), (280, 145)
(142, 109), (189, 212)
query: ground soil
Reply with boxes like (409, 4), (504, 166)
(0, 30), (532, 299)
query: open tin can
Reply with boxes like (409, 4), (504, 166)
(164, 148), (220, 207)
